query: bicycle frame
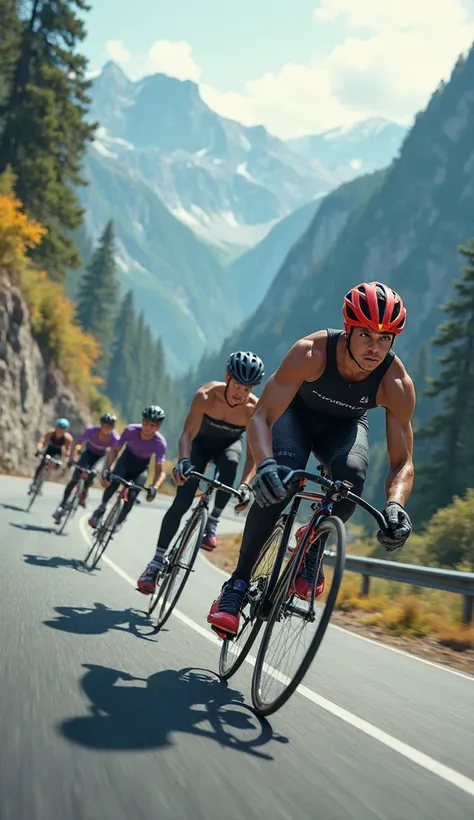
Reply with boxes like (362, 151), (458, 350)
(28, 454), (62, 511)
(242, 468), (387, 623)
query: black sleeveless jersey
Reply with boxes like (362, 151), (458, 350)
(292, 328), (394, 421)
(49, 431), (67, 450)
(196, 413), (245, 445)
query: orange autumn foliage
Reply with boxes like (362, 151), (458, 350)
(0, 192), (46, 264)
(0, 190), (102, 395)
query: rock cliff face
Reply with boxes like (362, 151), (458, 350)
(0, 273), (91, 473)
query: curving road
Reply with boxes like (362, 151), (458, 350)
(0, 475), (473, 820)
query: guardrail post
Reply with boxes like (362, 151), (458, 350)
(462, 595), (473, 625)
(360, 574), (370, 597)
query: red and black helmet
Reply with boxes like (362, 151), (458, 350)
(342, 281), (406, 336)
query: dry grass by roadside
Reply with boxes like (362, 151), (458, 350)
(207, 533), (474, 675)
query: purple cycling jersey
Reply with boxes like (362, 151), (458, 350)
(77, 425), (120, 455)
(118, 424), (167, 462)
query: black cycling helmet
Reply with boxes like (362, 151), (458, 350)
(226, 351), (265, 385)
(142, 405), (165, 422)
(100, 412), (117, 426)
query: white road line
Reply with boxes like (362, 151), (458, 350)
(7, 471), (472, 685)
(199, 549), (474, 683)
(78, 515), (474, 798)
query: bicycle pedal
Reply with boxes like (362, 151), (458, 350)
(210, 625), (231, 641)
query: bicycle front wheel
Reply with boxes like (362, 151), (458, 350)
(251, 515), (346, 716)
(218, 520), (286, 680)
(152, 508), (206, 631)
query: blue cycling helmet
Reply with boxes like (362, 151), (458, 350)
(55, 418), (70, 429)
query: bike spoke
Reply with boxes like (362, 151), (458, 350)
(152, 512), (205, 630)
(252, 517), (346, 716)
(219, 523), (285, 679)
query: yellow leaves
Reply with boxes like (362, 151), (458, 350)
(0, 182), (101, 397)
(0, 192), (46, 266)
(19, 266), (101, 392)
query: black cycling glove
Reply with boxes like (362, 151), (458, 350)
(252, 458), (293, 507)
(172, 458), (194, 483)
(377, 501), (412, 551)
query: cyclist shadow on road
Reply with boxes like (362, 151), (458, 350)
(24, 554), (86, 571)
(59, 664), (289, 760)
(0, 502), (29, 513)
(43, 602), (157, 641)
(10, 521), (54, 534)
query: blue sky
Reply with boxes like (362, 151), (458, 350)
(84, 0), (343, 91)
(82, 0), (474, 138)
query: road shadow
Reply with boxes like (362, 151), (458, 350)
(59, 664), (289, 759)
(10, 521), (54, 534)
(43, 602), (157, 641)
(0, 502), (29, 513)
(23, 554), (86, 572)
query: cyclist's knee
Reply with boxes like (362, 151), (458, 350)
(330, 453), (367, 522)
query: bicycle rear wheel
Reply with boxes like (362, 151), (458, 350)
(84, 504), (119, 570)
(57, 487), (79, 535)
(251, 515), (346, 716)
(26, 471), (45, 512)
(152, 508), (206, 631)
(147, 526), (185, 617)
(218, 519), (286, 680)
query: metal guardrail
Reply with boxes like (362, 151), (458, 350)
(324, 552), (474, 624)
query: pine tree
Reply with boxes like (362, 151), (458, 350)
(108, 290), (137, 419)
(132, 312), (151, 419)
(411, 240), (474, 525)
(152, 337), (165, 398)
(0, 0), (96, 281)
(0, 0), (21, 109)
(76, 220), (118, 380)
(66, 220), (94, 300)
(411, 343), (431, 428)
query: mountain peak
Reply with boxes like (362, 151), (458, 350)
(138, 71), (201, 103)
(101, 60), (130, 82)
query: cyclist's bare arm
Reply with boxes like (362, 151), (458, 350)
(378, 364), (416, 505)
(104, 444), (121, 471)
(177, 389), (208, 460)
(240, 436), (257, 486)
(152, 460), (166, 491)
(63, 432), (73, 459)
(37, 430), (52, 450)
(247, 339), (323, 465)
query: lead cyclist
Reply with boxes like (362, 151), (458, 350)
(207, 281), (416, 636)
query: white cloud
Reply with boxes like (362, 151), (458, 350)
(201, 0), (474, 137)
(313, 0), (468, 32)
(143, 40), (201, 81)
(105, 40), (131, 66)
(103, 3), (474, 138)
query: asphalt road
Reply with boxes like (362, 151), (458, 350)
(0, 475), (473, 820)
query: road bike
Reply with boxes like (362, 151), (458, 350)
(84, 472), (151, 570)
(217, 466), (387, 717)
(55, 461), (98, 536)
(147, 468), (244, 632)
(26, 452), (62, 512)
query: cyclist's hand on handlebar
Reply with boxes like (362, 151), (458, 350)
(252, 458), (293, 507)
(101, 469), (110, 488)
(234, 482), (253, 513)
(377, 501), (412, 551)
(146, 486), (157, 502)
(172, 458), (194, 486)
